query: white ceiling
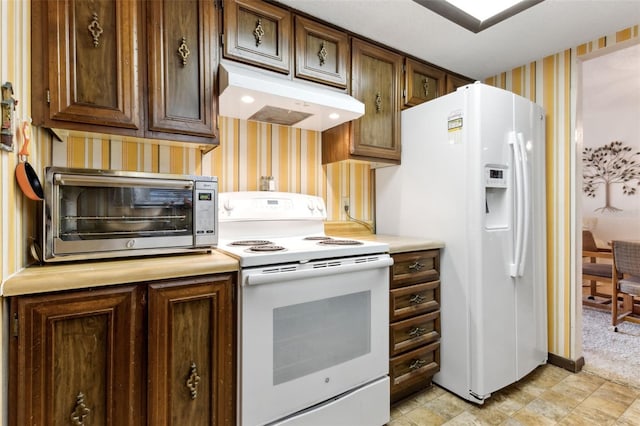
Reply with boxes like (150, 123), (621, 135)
(275, 0), (640, 81)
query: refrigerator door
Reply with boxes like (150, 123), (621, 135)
(512, 95), (548, 380)
(468, 84), (518, 399)
(376, 88), (472, 400)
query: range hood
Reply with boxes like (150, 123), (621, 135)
(218, 62), (364, 131)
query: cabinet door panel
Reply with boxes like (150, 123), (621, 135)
(294, 16), (348, 88)
(10, 286), (144, 426)
(446, 74), (474, 93)
(46, 0), (141, 130)
(223, 0), (291, 73)
(404, 58), (446, 107)
(351, 39), (402, 161)
(148, 275), (235, 426)
(147, 0), (218, 138)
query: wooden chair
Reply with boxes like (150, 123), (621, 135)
(582, 230), (613, 308)
(611, 240), (640, 331)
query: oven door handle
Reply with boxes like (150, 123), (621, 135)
(244, 256), (394, 286)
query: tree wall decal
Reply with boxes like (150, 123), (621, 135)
(583, 141), (640, 212)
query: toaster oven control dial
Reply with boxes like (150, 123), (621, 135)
(126, 239), (136, 248)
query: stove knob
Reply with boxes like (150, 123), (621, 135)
(315, 200), (325, 212)
(307, 200), (316, 212)
(223, 199), (234, 211)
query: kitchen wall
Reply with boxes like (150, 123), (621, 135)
(484, 25), (639, 363)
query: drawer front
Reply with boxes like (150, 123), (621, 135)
(390, 280), (440, 322)
(391, 250), (440, 288)
(390, 311), (440, 357)
(390, 341), (440, 396)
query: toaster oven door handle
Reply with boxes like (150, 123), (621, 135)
(54, 173), (194, 189)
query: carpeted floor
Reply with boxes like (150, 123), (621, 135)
(582, 306), (640, 389)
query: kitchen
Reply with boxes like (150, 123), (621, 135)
(1, 0), (639, 425)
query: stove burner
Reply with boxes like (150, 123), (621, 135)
(303, 236), (333, 241)
(317, 239), (364, 246)
(246, 245), (286, 252)
(230, 240), (273, 246)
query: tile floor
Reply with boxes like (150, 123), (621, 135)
(389, 364), (640, 425)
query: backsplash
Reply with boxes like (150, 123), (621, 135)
(53, 116), (373, 222)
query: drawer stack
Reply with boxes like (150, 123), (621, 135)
(389, 249), (441, 403)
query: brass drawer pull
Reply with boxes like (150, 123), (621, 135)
(409, 261), (425, 271)
(375, 92), (382, 112)
(70, 392), (90, 426)
(408, 327), (426, 338)
(186, 362), (201, 399)
(409, 294), (426, 304)
(409, 359), (427, 371)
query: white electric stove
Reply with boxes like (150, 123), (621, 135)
(217, 191), (389, 267)
(218, 191), (391, 426)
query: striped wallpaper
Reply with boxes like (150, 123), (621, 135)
(53, 117), (373, 225)
(485, 25), (639, 361)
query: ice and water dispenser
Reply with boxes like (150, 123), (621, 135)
(484, 165), (508, 229)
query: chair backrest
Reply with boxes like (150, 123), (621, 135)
(583, 230), (599, 252)
(612, 240), (640, 276)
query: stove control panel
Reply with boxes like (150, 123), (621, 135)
(219, 191), (327, 220)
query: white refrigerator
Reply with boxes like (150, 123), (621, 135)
(376, 82), (547, 403)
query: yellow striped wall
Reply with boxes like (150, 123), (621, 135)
(485, 25), (639, 360)
(53, 117), (372, 224)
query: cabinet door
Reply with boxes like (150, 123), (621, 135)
(404, 58), (446, 107)
(223, 0), (292, 74)
(351, 39), (403, 161)
(42, 0), (141, 130)
(147, 0), (218, 139)
(148, 274), (235, 426)
(294, 16), (349, 89)
(10, 286), (144, 426)
(446, 74), (474, 93)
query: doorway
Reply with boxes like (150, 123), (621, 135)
(577, 41), (640, 386)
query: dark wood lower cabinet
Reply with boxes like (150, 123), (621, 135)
(9, 274), (235, 426)
(389, 250), (441, 403)
(148, 275), (235, 425)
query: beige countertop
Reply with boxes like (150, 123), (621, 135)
(1, 251), (239, 297)
(2, 231), (442, 297)
(352, 234), (445, 254)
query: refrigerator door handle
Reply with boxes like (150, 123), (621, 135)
(517, 132), (530, 277)
(509, 132), (524, 277)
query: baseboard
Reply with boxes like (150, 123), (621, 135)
(547, 352), (585, 373)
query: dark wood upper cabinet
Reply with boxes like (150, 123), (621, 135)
(31, 0), (219, 146)
(147, 0), (218, 139)
(222, 0), (292, 74)
(446, 74), (475, 93)
(294, 16), (349, 89)
(33, 0), (142, 131)
(404, 58), (446, 107)
(322, 38), (403, 164)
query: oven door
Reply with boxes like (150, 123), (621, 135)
(239, 254), (392, 426)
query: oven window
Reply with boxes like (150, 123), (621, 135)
(57, 185), (193, 240)
(273, 291), (371, 385)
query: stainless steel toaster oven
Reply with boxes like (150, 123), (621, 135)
(41, 167), (218, 262)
